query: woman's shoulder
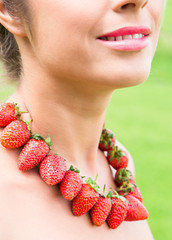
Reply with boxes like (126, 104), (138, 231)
(0, 137), (154, 240)
(0, 138), (22, 189)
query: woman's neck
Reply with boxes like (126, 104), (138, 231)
(11, 69), (114, 175)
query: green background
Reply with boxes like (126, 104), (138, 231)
(0, 1), (172, 239)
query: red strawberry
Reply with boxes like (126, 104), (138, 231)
(90, 189), (112, 226)
(18, 135), (52, 171)
(0, 120), (31, 148)
(106, 195), (128, 229)
(99, 128), (116, 151)
(72, 176), (100, 216)
(0, 102), (19, 127)
(128, 186), (143, 203)
(107, 146), (129, 170)
(115, 168), (135, 187)
(125, 195), (149, 221)
(59, 165), (83, 200)
(118, 185), (143, 203)
(39, 154), (67, 185)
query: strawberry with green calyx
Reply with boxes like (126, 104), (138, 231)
(107, 145), (129, 170)
(39, 154), (67, 185)
(72, 175), (100, 216)
(114, 168), (135, 187)
(118, 183), (143, 203)
(106, 191), (128, 229)
(31, 134), (52, 150)
(0, 102), (28, 127)
(99, 128), (116, 151)
(0, 119), (32, 148)
(90, 186), (113, 226)
(59, 165), (83, 200)
(18, 134), (52, 171)
(125, 195), (149, 221)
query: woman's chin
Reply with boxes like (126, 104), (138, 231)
(95, 65), (151, 90)
(114, 71), (150, 89)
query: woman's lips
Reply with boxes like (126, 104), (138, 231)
(96, 26), (151, 51)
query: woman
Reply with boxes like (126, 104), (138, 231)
(0, 0), (164, 239)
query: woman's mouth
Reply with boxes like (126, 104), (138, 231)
(96, 26), (151, 51)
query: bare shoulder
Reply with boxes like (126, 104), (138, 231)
(0, 141), (154, 240)
(115, 139), (135, 175)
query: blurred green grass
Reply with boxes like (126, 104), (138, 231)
(0, 1), (172, 240)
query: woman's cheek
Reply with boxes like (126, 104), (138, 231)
(148, 1), (165, 28)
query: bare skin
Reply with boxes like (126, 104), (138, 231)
(0, 96), (152, 239)
(0, 124), (153, 240)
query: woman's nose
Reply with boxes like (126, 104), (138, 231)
(112, 0), (148, 12)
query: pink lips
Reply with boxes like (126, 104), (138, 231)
(96, 26), (151, 51)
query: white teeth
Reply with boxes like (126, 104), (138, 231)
(100, 33), (145, 41)
(116, 36), (123, 41)
(122, 35), (132, 40)
(132, 34), (140, 39)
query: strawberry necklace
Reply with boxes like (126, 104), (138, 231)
(0, 102), (149, 229)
